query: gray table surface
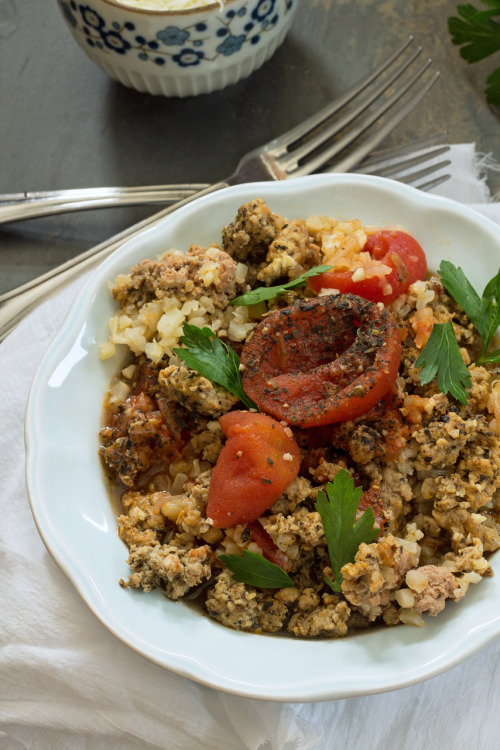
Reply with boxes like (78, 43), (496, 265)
(1, 0), (499, 296)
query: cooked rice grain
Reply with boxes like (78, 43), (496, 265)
(100, 291), (260, 364)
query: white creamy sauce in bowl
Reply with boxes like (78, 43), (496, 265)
(110, 0), (222, 10)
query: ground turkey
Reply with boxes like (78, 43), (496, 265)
(120, 538), (213, 600)
(257, 220), (321, 285)
(287, 596), (351, 638)
(404, 565), (458, 615)
(112, 244), (245, 309)
(341, 535), (416, 621)
(221, 198), (280, 263)
(99, 392), (179, 487)
(158, 364), (239, 417)
(205, 570), (289, 632)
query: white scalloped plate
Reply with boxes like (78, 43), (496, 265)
(25, 174), (500, 701)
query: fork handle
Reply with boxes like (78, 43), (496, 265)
(0, 185), (208, 223)
(0, 182), (228, 342)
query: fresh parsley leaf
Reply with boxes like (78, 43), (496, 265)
(315, 470), (379, 593)
(438, 260), (500, 364)
(478, 269), (500, 361)
(438, 260), (487, 340)
(219, 550), (295, 588)
(173, 323), (257, 410)
(448, 2), (500, 105)
(415, 322), (472, 405)
(415, 262), (500, 402)
(230, 265), (333, 307)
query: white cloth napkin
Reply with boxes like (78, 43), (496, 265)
(1, 144), (500, 750)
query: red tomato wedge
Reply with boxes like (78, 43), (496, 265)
(308, 230), (427, 304)
(357, 486), (386, 531)
(240, 294), (401, 428)
(206, 411), (301, 528)
(247, 520), (291, 570)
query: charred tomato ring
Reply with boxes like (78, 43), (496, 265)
(240, 293), (401, 428)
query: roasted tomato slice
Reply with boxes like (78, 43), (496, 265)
(240, 294), (401, 428)
(308, 230), (427, 304)
(206, 411), (301, 528)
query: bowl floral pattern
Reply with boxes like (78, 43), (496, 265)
(58, 0), (295, 69)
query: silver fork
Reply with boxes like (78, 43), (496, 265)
(0, 136), (450, 223)
(0, 37), (441, 342)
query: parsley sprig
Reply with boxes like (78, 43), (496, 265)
(219, 471), (378, 592)
(416, 261), (500, 402)
(415, 322), (472, 405)
(230, 265), (333, 307)
(448, 1), (500, 105)
(439, 260), (500, 364)
(315, 470), (379, 592)
(218, 550), (295, 589)
(173, 323), (257, 410)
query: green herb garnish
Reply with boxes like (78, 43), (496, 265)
(315, 470), (379, 593)
(438, 260), (500, 364)
(220, 471), (378, 591)
(415, 322), (472, 405)
(415, 261), (500, 402)
(448, 2), (500, 105)
(230, 265), (333, 307)
(173, 323), (257, 410)
(219, 550), (295, 589)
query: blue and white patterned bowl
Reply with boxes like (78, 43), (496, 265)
(57, 0), (299, 96)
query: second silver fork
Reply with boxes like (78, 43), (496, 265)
(0, 135), (450, 225)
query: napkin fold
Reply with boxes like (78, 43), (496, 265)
(1, 144), (500, 750)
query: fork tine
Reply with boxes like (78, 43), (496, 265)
(357, 147), (450, 177)
(355, 139), (450, 177)
(411, 173), (451, 192)
(384, 158), (452, 184)
(357, 132), (449, 168)
(353, 134), (451, 189)
(265, 37), (416, 159)
(276, 47), (426, 171)
(285, 63), (439, 177)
